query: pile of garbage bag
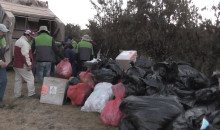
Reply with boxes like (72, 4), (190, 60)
(65, 56), (220, 129)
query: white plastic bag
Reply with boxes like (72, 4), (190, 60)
(81, 82), (113, 113)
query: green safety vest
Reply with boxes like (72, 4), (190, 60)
(34, 33), (55, 62)
(35, 33), (53, 46)
(0, 37), (6, 61)
(0, 37), (6, 48)
(71, 40), (77, 48)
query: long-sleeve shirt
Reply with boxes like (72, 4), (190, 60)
(14, 36), (32, 66)
(13, 35), (34, 68)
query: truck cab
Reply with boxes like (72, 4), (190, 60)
(0, 0), (65, 65)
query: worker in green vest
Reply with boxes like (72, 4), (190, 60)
(32, 26), (66, 83)
(71, 39), (77, 49)
(76, 34), (94, 71)
(66, 36), (77, 49)
(0, 24), (9, 108)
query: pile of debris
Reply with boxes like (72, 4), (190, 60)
(40, 50), (220, 129)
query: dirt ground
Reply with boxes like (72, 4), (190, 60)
(0, 69), (118, 130)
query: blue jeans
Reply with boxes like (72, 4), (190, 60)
(0, 68), (7, 102)
(36, 62), (51, 84)
(50, 62), (56, 77)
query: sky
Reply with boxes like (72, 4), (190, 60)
(40, 0), (220, 29)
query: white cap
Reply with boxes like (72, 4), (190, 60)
(24, 29), (35, 38)
(0, 24), (9, 33)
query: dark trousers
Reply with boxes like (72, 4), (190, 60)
(0, 68), (7, 102)
(50, 62), (56, 77)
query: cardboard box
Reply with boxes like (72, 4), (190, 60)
(115, 50), (137, 71)
(40, 77), (68, 105)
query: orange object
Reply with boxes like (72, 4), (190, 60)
(41, 85), (48, 94)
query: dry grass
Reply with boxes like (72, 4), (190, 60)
(0, 69), (118, 130)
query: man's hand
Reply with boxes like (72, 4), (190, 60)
(27, 65), (32, 71)
(0, 61), (7, 68)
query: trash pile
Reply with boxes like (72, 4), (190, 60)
(42, 50), (220, 129)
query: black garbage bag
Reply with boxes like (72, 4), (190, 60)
(152, 61), (179, 83)
(208, 74), (220, 87)
(91, 68), (118, 84)
(142, 76), (164, 96)
(97, 58), (124, 76)
(160, 83), (196, 109)
(135, 56), (153, 69)
(205, 110), (220, 130)
(172, 105), (220, 130)
(106, 61), (124, 77)
(123, 82), (137, 97)
(177, 61), (200, 76)
(195, 87), (220, 104)
(123, 75), (147, 97)
(119, 95), (183, 130)
(126, 62), (147, 78)
(68, 77), (80, 86)
(144, 63), (197, 108)
(119, 117), (136, 130)
(96, 58), (109, 69)
(172, 107), (206, 130)
(177, 62), (209, 90)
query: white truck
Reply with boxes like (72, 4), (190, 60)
(0, 0), (65, 65)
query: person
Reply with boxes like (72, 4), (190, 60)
(67, 36), (77, 49)
(71, 39), (77, 49)
(76, 34), (94, 71)
(32, 26), (66, 83)
(0, 24), (9, 107)
(90, 40), (99, 58)
(13, 29), (39, 98)
(50, 41), (64, 77)
(64, 41), (77, 76)
(29, 36), (37, 77)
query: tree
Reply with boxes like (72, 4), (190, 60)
(65, 23), (82, 42)
(88, 0), (220, 76)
